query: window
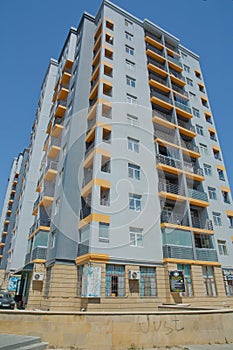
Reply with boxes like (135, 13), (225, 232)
(127, 114), (138, 125)
(129, 193), (142, 211)
(189, 92), (196, 98)
(204, 164), (212, 176)
(222, 191), (230, 204)
(195, 234), (213, 249)
(208, 187), (217, 200)
(106, 264), (125, 297)
(181, 52), (187, 59)
(199, 143), (208, 155)
(195, 70), (201, 79)
(192, 107), (200, 117)
(50, 229), (57, 249)
(77, 266), (83, 296)
(126, 93), (137, 104)
(128, 163), (140, 180)
(228, 216), (233, 228)
(183, 64), (190, 73)
(130, 227), (143, 247)
(217, 240), (228, 256)
(201, 97), (208, 107)
(209, 130), (217, 141)
(196, 124), (204, 136)
(205, 114), (212, 124)
(213, 149), (221, 160)
(106, 20), (114, 31)
(202, 266), (216, 297)
(125, 31), (133, 41)
(128, 137), (139, 152)
(213, 212), (222, 227)
(217, 169), (225, 181)
(125, 19), (133, 29)
(187, 78), (193, 86)
(99, 222), (109, 243)
(140, 267), (157, 297)
(126, 75), (136, 88)
(223, 269), (233, 296)
(177, 264), (193, 297)
(125, 59), (135, 71)
(198, 84), (205, 93)
(125, 45), (134, 56)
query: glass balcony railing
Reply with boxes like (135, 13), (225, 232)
(147, 58), (167, 72)
(167, 55), (182, 67)
(174, 101), (192, 114)
(195, 248), (218, 262)
(151, 90), (173, 105)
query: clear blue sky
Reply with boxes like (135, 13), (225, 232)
(0, 0), (233, 211)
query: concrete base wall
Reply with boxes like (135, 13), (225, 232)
(0, 309), (233, 349)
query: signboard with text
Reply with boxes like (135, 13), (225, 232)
(169, 270), (185, 293)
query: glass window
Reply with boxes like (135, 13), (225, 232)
(217, 169), (225, 181)
(204, 164), (212, 176)
(129, 193), (142, 211)
(125, 19), (133, 28)
(127, 114), (138, 125)
(126, 75), (136, 88)
(128, 163), (140, 180)
(192, 107), (200, 118)
(196, 124), (204, 136)
(213, 212), (222, 227)
(199, 143), (208, 155)
(208, 187), (217, 200)
(187, 78), (193, 86)
(128, 137), (139, 152)
(105, 264), (125, 297)
(202, 266), (217, 297)
(227, 216), (233, 228)
(99, 222), (109, 243)
(125, 45), (134, 56)
(223, 269), (233, 296)
(130, 227), (143, 247)
(125, 31), (133, 41)
(183, 64), (190, 73)
(217, 240), (228, 256)
(177, 264), (193, 297)
(126, 93), (137, 104)
(126, 59), (135, 71)
(140, 267), (157, 297)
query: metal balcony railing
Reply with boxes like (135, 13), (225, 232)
(28, 217), (51, 236)
(33, 195), (41, 211)
(85, 143), (95, 158)
(177, 119), (195, 133)
(100, 198), (110, 206)
(155, 129), (179, 145)
(80, 206), (91, 220)
(170, 70), (185, 82)
(187, 188), (208, 202)
(161, 211), (189, 226)
(172, 84), (189, 97)
(191, 217), (213, 230)
(182, 141), (199, 154)
(145, 32), (163, 44)
(167, 55), (182, 67)
(159, 181), (184, 196)
(147, 58), (167, 71)
(45, 160), (58, 173)
(174, 101), (192, 114)
(156, 154), (182, 169)
(153, 109), (173, 123)
(195, 248), (218, 262)
(146, 43), (165, 57)
(87, 118), (96, 132)
(165, 42), (179, 53)
(149, 74), (169, 86)
(151, 90), (173, 105)
(183, 162), (204, 177)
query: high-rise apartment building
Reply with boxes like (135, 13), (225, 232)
(9, 0), (233, 310)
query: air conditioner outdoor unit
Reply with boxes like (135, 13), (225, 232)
(32, 272), (44, 281)
(129, 270), (140, 280)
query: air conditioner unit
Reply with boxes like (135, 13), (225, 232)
(32, 272), (44, 281)
(129, 270), (140, 280)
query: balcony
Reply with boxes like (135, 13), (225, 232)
(170, 70), (186, 87)
(150, 90), (173, 110)
(47, 137), (61, 159)
(153, 109), (174, 123)
(167, 54), (183, 72)
(51, 117), (64, 138)
(44, 160), (58, 181)
(155, 129), (179, 146)
(80, 205), (92, 220)
(57, 83), (69, 101)
(156, 154), (182, 174)
(177, 119), (196, 138)
(161, 211), (189, 227)
(183, 161), (204, 181)
(31, 247), (47, 261)
(147, 58), (167, 77)
(54, 100), (67, 118)
(195, 248), (218, 262)
(145, 35), (164, 51)
(159, 181), (185, 201)
(188, 189), (209, 207)
(174, 100), (191, 115)
(172, 84), (188, 98)
(85, 143), (95, 158)
(163, 245), (194, 260)
(28, 217), (51, 237)
(146, 44), (166, 63)
(191, 217), (213, 231)
(149, 73), (170, 93)
(181, 141), (200, 158)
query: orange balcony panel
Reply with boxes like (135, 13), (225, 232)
(51, 124), (64, 138)
(159, 192), (186, 202)
(2, 231), (7, 236)
(149, 79), (170, 93)
(89, 81), (99, 101)
(63, 59), (74, 70)
(60, 72), (71, 85)
(48, 146), (61, 159)
(147, 63), (168, 78)
(54, 105), (66, 118)
(152, 116), (176, 130)
(151, 96), (173, 111)
(182, 147), (200, 159)
(146, 49), (166, 63)
(0, 243), (5, 248)
(41, 196), (54, 208)
(43, 137), (49, 151)
(156, 163), (182, 176)
(44, 169), (58, 182)
(58, 87), (69, 101)
(175, 107), (192, 120)
(189, 198), (209, 208)
(46, 120), (53, 134)
(91, 64), (100, 82)
(92, 49), (101, 68)
(168, 60), (183, 73)
(178, 126), (196, 138)
(145, 36), (164, 50)
(170, 74), (186, 87)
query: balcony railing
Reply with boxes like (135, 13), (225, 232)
(80, 206), (91, 220)
(191, 217), (213, 230)
(159, 181), (184, 196)
(195, 248), (218, 262)
(161, 211), (189, 226)
(183, 162), (204, 177)
(165, 42), (179, 53)
(82, 171), (93, 187)
(151, 90), (173, 105)
(149, 74), (169, 86)
(182, 141), (199, 154)
(187, 189), (208, 202)
(45, 160), (58, 173)
(153, 109), (174, 124)
(146, 43), (165, 57)
(170, 70), (185, 82)
(177, 119), (195, 133)
(145, 32), (163, 44)
(100, 198), (110, 206)
(155, 129), (179, 145)
(147, 58), (167, 71)
(87, 117), (96, 132)
(156, 154), (182, 169)
(174, 101), (192, 114)
(85, 143), (95, 158)
(29, 217), (51, 236)
(167, 55), (182, 67)
(172, 84), (188, 97)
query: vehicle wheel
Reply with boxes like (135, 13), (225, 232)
(10, 305), (15, 310)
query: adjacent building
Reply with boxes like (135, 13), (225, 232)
(4, 0), (233, 310)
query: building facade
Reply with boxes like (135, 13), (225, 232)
(10, 0), (233, 310)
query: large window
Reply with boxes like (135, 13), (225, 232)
(213, 212), (222, 227)
(196, 124), (204, 136)
(204, 164), (212, 176)
(128, 137), (139, 152)
(130, 227), (143, 247)
(128, 163), (140, 180)
(202, 266), (217, 297)
(177, 264), (193, 297)
(140, 267), (157, 297)
(105, 264), (125, 297)
(208, 187), (217, 200)
(99, 222), (110, 243)
(217, 240), (228, 256)
(129, 193), (142, 211)
(199, 143), (208, 155)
